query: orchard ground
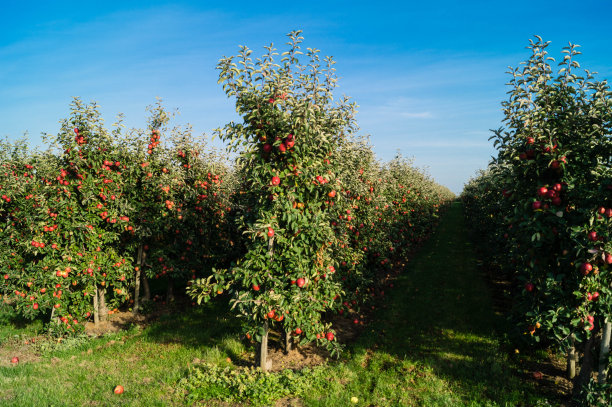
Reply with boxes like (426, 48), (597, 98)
(0, 202), (576, 406)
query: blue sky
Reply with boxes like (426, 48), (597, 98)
(1, 1), (611, 193)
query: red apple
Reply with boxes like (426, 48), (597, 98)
(294, 328), (302, 335)
(252, 284), (260, 291)
(10, 356), (19, 364)
(271, 176), (280, 186)
(525, 282), (534, 292)
(527, 137), (535, 144)
(588, 231), (598, 241)
(296, 278), (306, 288)
(581, 263), (593, 276)
(267, 227), (274, 238)
(263, 144), (272, 153)
(537, 187), (548, 197)
(532, 201), (542, 210)
(113, 385), (124, 394)
(326, 332), (334, 341)
(606, 253), (612, 264)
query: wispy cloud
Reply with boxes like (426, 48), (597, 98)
(399, 111), (433, 119)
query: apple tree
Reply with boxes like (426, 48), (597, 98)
(189, 31), (357, 371)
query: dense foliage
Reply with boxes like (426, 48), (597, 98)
(0, 99), (235, 334)
(462, 37), (612, 403)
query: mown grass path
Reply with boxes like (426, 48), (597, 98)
(301, 201), (557, 406)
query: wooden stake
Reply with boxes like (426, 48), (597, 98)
(260, 320), (270, 372)
(133, 244), (143, 314)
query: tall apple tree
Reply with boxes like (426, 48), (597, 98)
(189, 31), (357, 370)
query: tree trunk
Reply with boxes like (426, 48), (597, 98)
(49, 307), (59, 328)
(568, 346), (577, 380)
(133, 244), (143, 314)
(568, 335), (576, 379)
(97, 287), (108, 323)
(285, 330), (292, 353)
(167, 277), (174, 302)
(573, 335), (596, 398)
(143, 274), (151, 301)
(93, 290), (100, 325)
(260, 320), (271, 372)
(599, 321), (612, 384)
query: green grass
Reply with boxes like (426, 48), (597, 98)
(0, 300), (245, 406)
(0, 202), (564, 406)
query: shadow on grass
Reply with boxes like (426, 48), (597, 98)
(138, 296), (246, 360)
(0, 303), (44, 336)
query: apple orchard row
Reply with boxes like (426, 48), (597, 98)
(461, 38), (612, 397)
(0, 98), (453, 337)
